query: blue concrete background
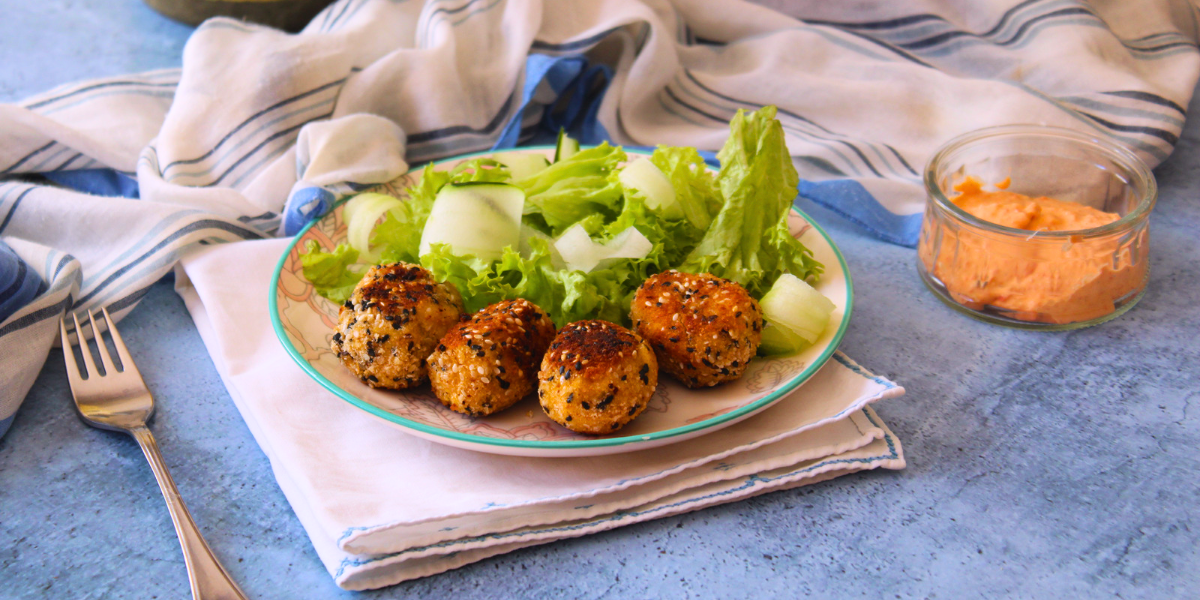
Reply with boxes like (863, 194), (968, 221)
(1, 1), (1197, 598)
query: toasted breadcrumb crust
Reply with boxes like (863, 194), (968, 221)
(428, 299), (556, 417)
(332, 263), (465, 389)
(537, 320), (658, 434)
(630, 270), (762, 388)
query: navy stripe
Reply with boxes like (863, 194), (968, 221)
(0, 294), (70, 339)
(662, 85), (880, 177)
(1102, 90), (1187, 115)
(160, 78), (345, 173)
(237, 211), (278, 223)
(0, 259), (29, 307)
(678, 71), (891, 177)
(53, 254), (74, 279)
(321, 0), (352, 31)
(1078, 111), (1178, 145)
(314, 0), (341, 31)
(1126, 41), (1196, 53)
(209, 111), (334, 186)
(74, 220), (263, 306)
(106, 281), (158, 313)
(816, 0), (1041, 39)
(0, 188), (35, 235)
(25, 80), (177, 110)
(532, 27), (621, 52)
(51, 153), (85, 172)
(837, 28), (935, 67)
(805, 13), (945, 31)
(899, 7), (1092, 50)
(421, 0), (486, 42)
(2, 142), (56, 174)
(407, 84), (519, 144)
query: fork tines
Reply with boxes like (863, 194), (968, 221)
(60, 307), (137, 382)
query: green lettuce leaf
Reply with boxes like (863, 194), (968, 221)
(299, 240), (363, 304)
(516, 143), (627, 235)
(677, 106), (821, 296)
(649, 145), (720, 230)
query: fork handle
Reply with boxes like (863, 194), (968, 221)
(131, 427), (249, 600)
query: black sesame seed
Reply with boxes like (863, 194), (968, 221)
(566, 416), (573, 422)
(498, 378), (510, 389)
(378, 334), (390, 343)
(366, 374), (379, 382)
(669, 337), (679, 343)
(566, 393), (574, 404)
(332, 332), (343, 344)
(343, 300), (353, 309)
(581, 401), (591, 410)
(597, 394), (614, 410)
(638, 364), (650, 384)
(438, 344), (446, 352)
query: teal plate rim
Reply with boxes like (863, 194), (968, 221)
(268, 146), (855, 450)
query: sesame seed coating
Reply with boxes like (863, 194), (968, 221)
(630, 270), (762, 388)
(428, 299), (556, 417)
(333, 263), (465, 389)
(538, 320), (658, 434)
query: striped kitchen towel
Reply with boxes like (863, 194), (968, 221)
(0, 0), (1197, 434)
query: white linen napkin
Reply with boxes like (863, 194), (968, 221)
(173, 238), (905, 590)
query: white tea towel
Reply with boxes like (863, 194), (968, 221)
(173, 238), (905, 589)
(2, 0), (1198, 435)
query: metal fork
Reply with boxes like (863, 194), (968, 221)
(60, 308), (249, 600)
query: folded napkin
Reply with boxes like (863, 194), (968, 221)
(173, 238), (905, 589)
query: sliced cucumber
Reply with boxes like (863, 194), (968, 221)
(419, 182), (525, 261)
(554, 129), (580, 162)
(758, 322), (812, 356)
(554, 224), (652, 273)
(757, 273), (835, 356)
(344, 193), (405, 263)
(493, 152), (550, 180)
(619, 157), (684, 220)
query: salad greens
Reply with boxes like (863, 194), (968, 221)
(302, 106), (826, 342)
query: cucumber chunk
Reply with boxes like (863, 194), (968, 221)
(619, 157), (684, 220)
(493, 152), (550, 180)
(554, 129), (580, 162)
(419, 183), (525, 261)
(757, 273), (835, 355)
(344, 193), (405, 263)
(554, 224), (652, 273)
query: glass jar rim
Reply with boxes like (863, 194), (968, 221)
(923, 125), (1158, 240)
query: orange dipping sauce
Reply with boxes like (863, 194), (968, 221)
(918, 177), (1143, 325)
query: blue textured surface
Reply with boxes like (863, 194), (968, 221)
(1, 2), (1198, 598)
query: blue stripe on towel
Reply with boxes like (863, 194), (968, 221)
(0, 240), (45, 324)
(43, 169), (140, 198)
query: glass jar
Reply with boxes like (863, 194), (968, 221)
(917, 125), (1156, 330)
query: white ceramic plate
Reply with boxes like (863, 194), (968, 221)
(270, 147), (853, 457)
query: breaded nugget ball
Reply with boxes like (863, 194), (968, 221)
(630, 270), (763, 388)
(428, 299), (556, 417)
(537, 320), (658, 434)
(332, 262), (465, 389)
